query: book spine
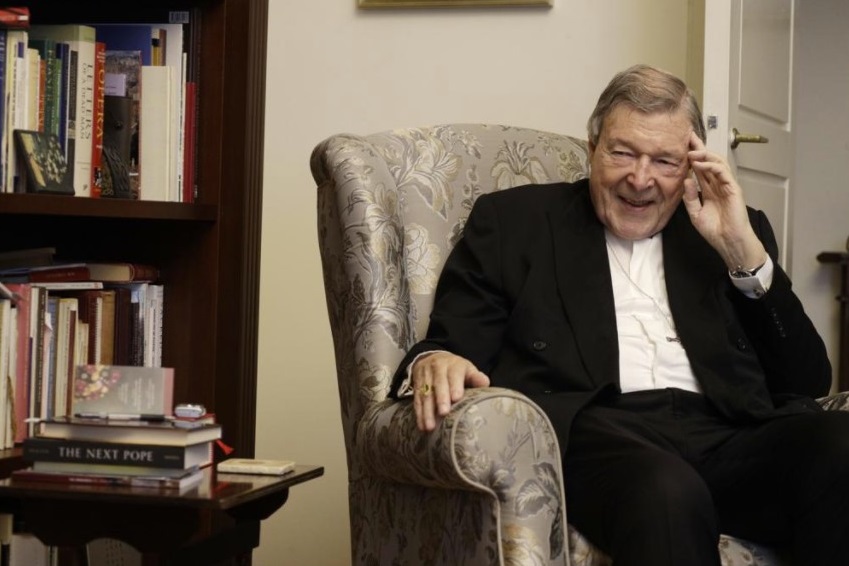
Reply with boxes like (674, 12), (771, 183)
(27, 265), (90, 283)
(23, 437), (194, 468)
(12, 469), (195, 489)
(0, 30), (7, 193)
(90, 41), (105, 198)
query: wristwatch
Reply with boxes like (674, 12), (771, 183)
(730, 262), (766, 279)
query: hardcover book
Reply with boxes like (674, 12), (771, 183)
(23, 435), (213, 470)
(71, 364), (174, 417)
(11, 465), (204, 490)
(18, 262), (160, 283)
(37, 416), (221, 446)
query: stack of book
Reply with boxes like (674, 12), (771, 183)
(12, 364), (220, 490)
(15, 416), (221, 489)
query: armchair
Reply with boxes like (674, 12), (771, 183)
(311, 124), (849, 565)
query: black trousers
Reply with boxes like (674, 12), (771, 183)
(563, 388), (849, 566)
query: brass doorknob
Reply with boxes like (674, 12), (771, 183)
(730, 128), (769, 149)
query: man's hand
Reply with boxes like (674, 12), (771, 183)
(682, 132), (768, 271)
(412, 352), (490, 432)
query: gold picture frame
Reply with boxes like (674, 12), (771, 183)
(359, 0), (552, 8)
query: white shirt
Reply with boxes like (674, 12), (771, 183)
(606, 231), (701, 393)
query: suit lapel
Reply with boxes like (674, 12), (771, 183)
(549, 184), (619, 387)
(662, 205), (730, 365)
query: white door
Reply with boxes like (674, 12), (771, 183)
(702, 0), (795, 267)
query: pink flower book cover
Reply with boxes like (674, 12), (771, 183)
(71, 364), (174, 417)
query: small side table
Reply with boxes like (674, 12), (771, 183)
(0, 464), (324, 565)
(817, 251), (849, 391)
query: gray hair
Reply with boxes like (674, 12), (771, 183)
(587, 64), (706, 145)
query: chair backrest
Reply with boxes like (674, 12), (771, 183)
(312, 124), (589, 464)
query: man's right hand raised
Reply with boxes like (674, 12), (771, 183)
(411, 352), (490, 432)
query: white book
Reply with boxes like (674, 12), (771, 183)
(139, 65), (172, 201)
(217, 458), (296, 476)
(4, 30), (28, 194)
(25, 47), (39, 131)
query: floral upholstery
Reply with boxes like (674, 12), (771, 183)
(311, 124), (849, 566)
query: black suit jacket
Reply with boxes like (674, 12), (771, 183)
(392, 179), (831, 447)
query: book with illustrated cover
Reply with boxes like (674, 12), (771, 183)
(217, 458), (295, 476)
(37, 415), (221, 446)
(71, 364), (174, 417)
(23, 435), (213, 470)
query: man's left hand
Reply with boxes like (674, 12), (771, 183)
(683, 132), (768, 271)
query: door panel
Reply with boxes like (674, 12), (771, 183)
(703, 0), (795, 266)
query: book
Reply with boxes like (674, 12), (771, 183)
(3, 283), (30, 442)
(216, 458), (295, 476)
(28, 25), (96, 198)
(32, 281), (104, 291)
(71, 364), (174, 418)
(11, 465), (204, 490)
(37, 416), (221, 446)
(31, 461), (200, 478)
(13, 130), (74, 195)
(0, 246), (55, 270)
(8, 262), (159, 283)
(90, 41), (105, 197)
(23, 436), (212, 470)
(0, 7), (28, 30)
(139, 64), (175, 201)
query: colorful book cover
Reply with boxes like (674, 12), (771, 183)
(71, 364), (174, 417)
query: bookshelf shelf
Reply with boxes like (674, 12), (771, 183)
(0, 193), (217, 220)
(0, 0), (269, 463)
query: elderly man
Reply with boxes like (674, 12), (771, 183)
(391, 65), (849, 565)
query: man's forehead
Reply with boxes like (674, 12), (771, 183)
(602, 107), (691, 151)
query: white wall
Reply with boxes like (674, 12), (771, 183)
(256, 1), (687, 564)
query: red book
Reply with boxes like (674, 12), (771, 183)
(4, 283), (32, 443)
(26, 263), (160, 283)
(0, 7), (28, 29)
(182, 81), (197, 203)
(90, 41), (106, 198)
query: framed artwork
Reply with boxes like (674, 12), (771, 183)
(13, 130), (74, 195)
(359, 0), (551, 7)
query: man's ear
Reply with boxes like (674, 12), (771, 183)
(587, 140), (596, 160)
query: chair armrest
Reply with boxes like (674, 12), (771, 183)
(357, 386), (569, 561)
(817, 391), (849, 411)
(357, 387), (562, 490)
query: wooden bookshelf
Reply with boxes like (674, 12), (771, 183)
(0, 0), (268, 459)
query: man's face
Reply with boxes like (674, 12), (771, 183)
(587, 105), (692, 240)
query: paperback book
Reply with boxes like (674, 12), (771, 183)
(217, 458), (295, 476)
